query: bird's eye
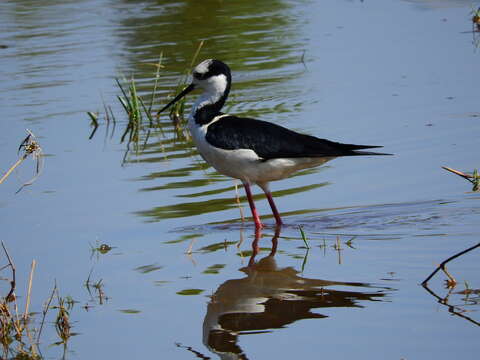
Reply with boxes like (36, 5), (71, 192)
(193, 71), (207, 80)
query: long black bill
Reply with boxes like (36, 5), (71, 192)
(157, 83), (196, 115)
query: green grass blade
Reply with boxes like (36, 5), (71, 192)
(298, 226), (310, 249)
(115, 77), (133, 111)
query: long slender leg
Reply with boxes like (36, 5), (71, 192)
(265, 191), (283, 226)
(269, 226), (280, 257)
(242, 181), (264, 229)
(248, 227), (262, 266)
(259, 183), (283, 226)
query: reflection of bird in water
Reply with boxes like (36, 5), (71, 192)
(159, 59), (390, 228)
(202, 229), (390, 360)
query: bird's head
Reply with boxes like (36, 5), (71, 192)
(158, 59), (231, 114)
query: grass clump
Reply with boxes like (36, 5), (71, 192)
(0, 243), (76, 359)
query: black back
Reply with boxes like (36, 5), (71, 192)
(206, 116), (385, 160)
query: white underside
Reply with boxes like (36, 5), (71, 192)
(189, 114), (334, 186)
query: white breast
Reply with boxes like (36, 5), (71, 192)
(188, 114), (334, 185)
(188, 114), (259, 181)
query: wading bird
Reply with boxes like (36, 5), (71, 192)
(158, 59), (389, 228)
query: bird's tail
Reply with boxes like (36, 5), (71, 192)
(338, 143), (392, 156)
(350, 149), (392, 156)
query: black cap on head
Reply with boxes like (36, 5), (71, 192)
(193, 59), (231, 80)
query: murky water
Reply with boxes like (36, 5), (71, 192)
(1, 0), (479, 359)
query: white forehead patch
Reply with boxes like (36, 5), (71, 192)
(194, 59), (213, 74)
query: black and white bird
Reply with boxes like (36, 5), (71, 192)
(159, 59), (389, 229)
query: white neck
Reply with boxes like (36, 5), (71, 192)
(189, 74), (229, 125)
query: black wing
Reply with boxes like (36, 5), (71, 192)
(205, 116), (388, 160)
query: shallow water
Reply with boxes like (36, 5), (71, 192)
(0, 0), (479, 359)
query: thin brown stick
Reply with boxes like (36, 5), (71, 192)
(1, 242), (16, 302)
(442, 166), (479, 191)
(1, 242), (27, 340)
(36, 282), (57, 344)
(185, 238), (196, 255)
(0, 155), (27, 185)
(422, 242), (480, 285)
(24, 260), (36, 323)
(25, 320), (39, 358)
(335, 236), (343, 265)
(442, 166), (475, 179)
(189, 40), (204, 68)
(422, 283), (480, 327)
(12, 299), (22, 337)
(1, 130), (44, 192)
(234, 182), (245, 223)
(441, 265), (456, 286)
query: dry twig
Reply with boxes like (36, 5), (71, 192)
(422, 284), (480, 327)
(1, 241), (16, 302)
(442, 166), (479, 191)
(422, 242), (480, 286)
(36, 282), (57, 344)
(24, 260), (36, 323)
(0, 129), (44, 192)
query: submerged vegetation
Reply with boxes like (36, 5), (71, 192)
(0, 130), (43, 193)
(87, 42), (205, 163)
(0, 241), (111, 359)
(422, 242), (480, 327)
(471, 6), (480, 31)
(469, 6), (480, 47)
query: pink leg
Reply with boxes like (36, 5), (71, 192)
(262, 187), (283, 226)
(248, 227), (262, 266)
(243, 182), (264, 229)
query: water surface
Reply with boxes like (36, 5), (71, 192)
(0, 0), (479, 359)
